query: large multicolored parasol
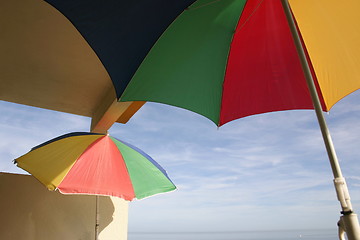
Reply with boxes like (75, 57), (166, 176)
(119, 0), (360, 126)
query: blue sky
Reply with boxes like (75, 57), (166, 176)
(1, 91), (360, 232)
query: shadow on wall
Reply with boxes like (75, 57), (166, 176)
(0, 172), (128, 240)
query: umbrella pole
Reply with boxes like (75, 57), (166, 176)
(91, 129), (107, 240)
(95, 195), (100, 240)
(281, 1), (360, 239)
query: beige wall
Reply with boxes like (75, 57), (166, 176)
(0, 172), (129, 240)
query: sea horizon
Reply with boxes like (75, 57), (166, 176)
(128, 228), (338, 240)
(129, 228), (335, 233)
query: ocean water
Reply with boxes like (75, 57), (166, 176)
(128, 229), (338, 240)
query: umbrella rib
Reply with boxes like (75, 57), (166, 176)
(186, 0), (223, 11)
(235, 0), (264, 33)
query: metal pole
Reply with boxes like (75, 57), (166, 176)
(280, 1), (360, 239)
(95, 195), (100, 240)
